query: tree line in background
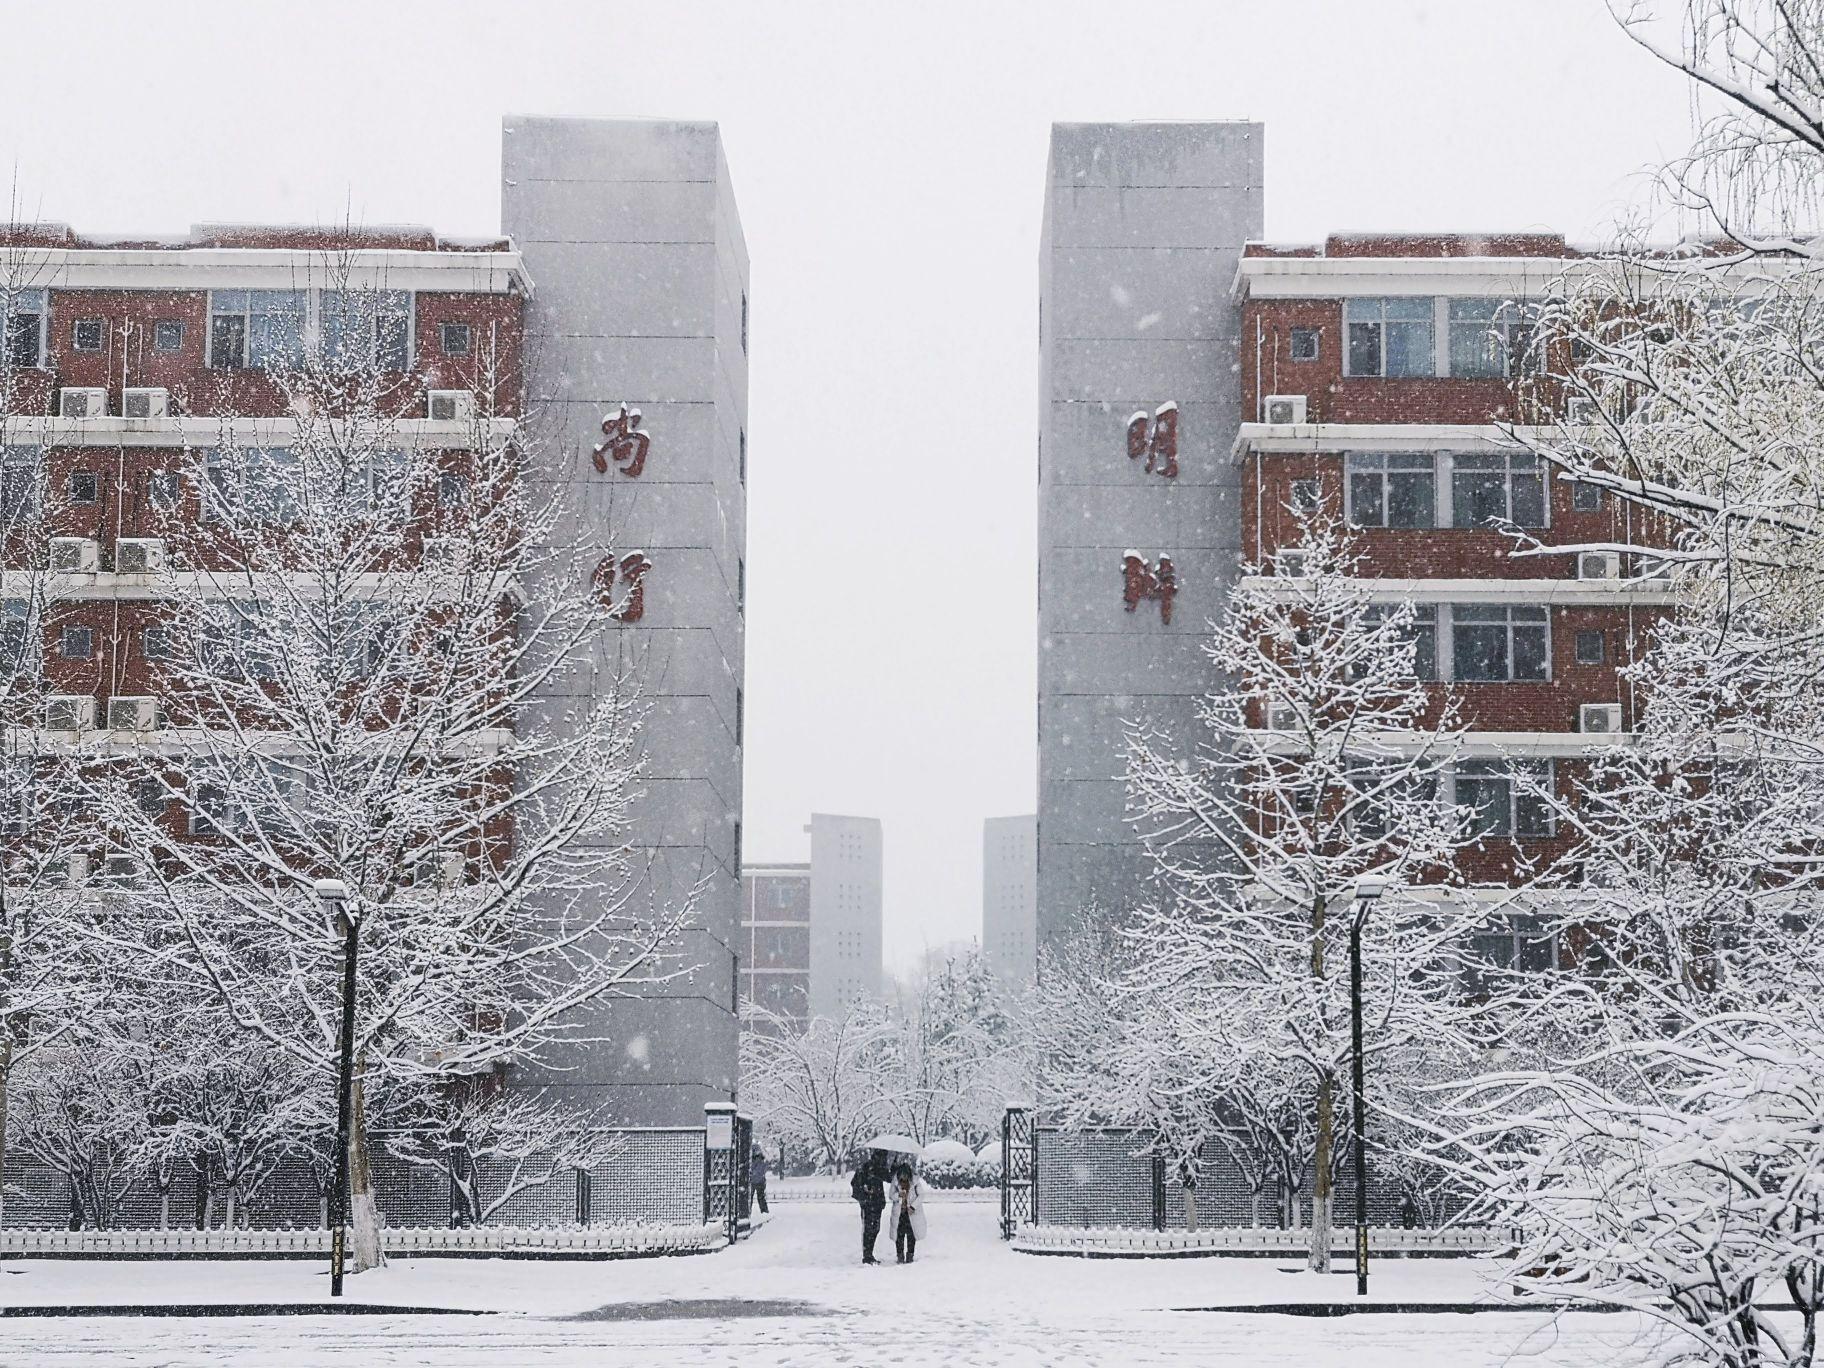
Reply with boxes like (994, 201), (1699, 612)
(0, 265), (689, 1265)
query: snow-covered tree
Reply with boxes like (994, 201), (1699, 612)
(79, 274), (690, 1268)
(883, 945), (1022, 1148)
(739, 1002), (903, 1171)
(1122, 506), (1478, 1266)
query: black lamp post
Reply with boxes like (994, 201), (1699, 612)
(1349, 874), (1386, 1299)
(316, 878), (355, 1299)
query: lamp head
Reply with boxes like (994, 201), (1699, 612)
(1354, 875), (1388, 902)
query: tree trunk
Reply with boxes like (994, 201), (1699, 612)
(1310, 1072), (1334, 1274)
(348, 1069), (386, 1272)
(1249, 1190), (1261, 1226)
(223, 1184), (238, 1231)
(158, 1188), (170, 1231)
(1181, 1185), (1199, 1233)
(0, 1037), (10, 1228)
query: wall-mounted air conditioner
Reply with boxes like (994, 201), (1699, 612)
(58, 387), (107, 419)
(100, 853), (143, 887)
(45, 695), (95, 731)
(1277, 550), (1309, 578)
(427, 390), (475, 423)
(1268, 702), (1299, 731)
(50, 537), (100, 573)
(1263, 394), (1307, 425)
(1580, 703), (1624, 735)
(122, 387), (169, 420)
(61, 853), (90, 885)
(1566, 395), (1600, 424)
(105, 696), (157, 732)
(439, 850), (465, 888)
(1578, 551), (1621, 580)
(115, 538), (166, 574)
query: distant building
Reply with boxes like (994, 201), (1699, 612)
(739, 863), (811, 1029)
(808, 814), (884, 1020)
(739, 813), (883, 1027)
(983, 815), (1038, 986)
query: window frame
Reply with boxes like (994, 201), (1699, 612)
(1451, 451), (1547, 529)
(1451, 604), (1551, 682)
(72, 318), (106, 353)
(1446, 297), (1540, 379)
(153, 318), (186, 353)
(206, 289), (308, 372)
(1, 288), (46, 369)
(1455, 758), (1556, 840)
(1289, 326), (1320, 362)
(0, 446), (40, 522)
(1345, 451), (1438, 528)
(319, 289), (413, 371)
(438, 320), (472, 357)
(59, 624), (94, 661)
(68, 469), (99, 506)
(1343, 296), (1435, 378)
(1574, 629), (1605, 666)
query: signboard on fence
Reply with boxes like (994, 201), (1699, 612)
(706, 1113), (734, 1150)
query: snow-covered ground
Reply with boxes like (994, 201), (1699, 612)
(0, 1200), (1688, 1365)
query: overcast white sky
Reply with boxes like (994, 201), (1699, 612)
(1, 0), (1697, 974)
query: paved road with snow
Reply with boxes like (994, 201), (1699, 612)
(0, 1201), (1677, 1365)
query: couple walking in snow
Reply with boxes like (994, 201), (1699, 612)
(850, 1152), (928, 1265)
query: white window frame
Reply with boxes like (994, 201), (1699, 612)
(1454, 759), (1556, 840)
(1450, 450), (1549, 530)
(320, 289), (414, 371)
(0, 445), (40, 522)
(1344, 451), (1439, 528)
(1344, 296), (1436, 378)
(1, 288), (46, 369)
(1446, 297), (1540, 379)
(1447, 604), (1552, 683)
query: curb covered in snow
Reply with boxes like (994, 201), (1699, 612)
(1011, 1226), (1506, 1259)
(0, 1303), (493, 1318)
(0, 1221), (729, 1261)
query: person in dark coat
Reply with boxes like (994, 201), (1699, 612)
(850, 1151), (887, 1264)
(750, 1145), (769, 1215)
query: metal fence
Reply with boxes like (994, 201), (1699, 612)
(0, 1123), (735, 1235)
(1001, 1110), (1470, 1237)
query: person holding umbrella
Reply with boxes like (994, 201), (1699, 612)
(850, 1149), (888, 1264)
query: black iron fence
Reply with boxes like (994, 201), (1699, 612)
(1, 1120), (749, 1234)
(1000, 1109), (1467, 1237)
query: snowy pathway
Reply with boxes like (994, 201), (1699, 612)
(0, 1202), (1677, 1365)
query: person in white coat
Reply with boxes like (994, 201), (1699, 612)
(889, 1162), (928, 1264)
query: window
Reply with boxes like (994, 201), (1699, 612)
(204, 447), (299, 524)
(209, 290), (305, 371)
(73, 318), (105, 352)
(1352, 767), (1437, 841)
(437, 470), (468, 508)
(1466, 914), (1558, 990)
(357, 449), (409, 517)
(1453, 605), (1550, 681)
(0, 759), (28, 836)
(60, 625), (94, 660)
(0, 598), (31, 670)
(1456, 759), (1555, 839)
(1344, 297), (1433, 377)
(2, 289), (45, 367)
(142, 623), (173, 662)
(68, 469), (98, 505)
(1452, 451), (1545, 528)
(153, 319), (186, 352)
(0, 446), (39, 522)
(188, 783), (233, 838)
(1575, 629), (1605, 666)
(130, 777), (168, 818)
(1447, 297), (1539, 378)
(1290, 479), (1322, 516)
(338, 603), (391, 680)
(147, 470), (180, 511)
(1346, 452), (1436, 528)
(321, 289), (411, 370)
(439, 321), (472, 356)
(1572, 480), (1603, 512)
(1290, 326), (1320, 361)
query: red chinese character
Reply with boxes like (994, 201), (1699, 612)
(1126, 403), (1179, 479)
(1122, 553), (1177, 625)
(592, 404), (652, 478)
(592, 551), (653, 623)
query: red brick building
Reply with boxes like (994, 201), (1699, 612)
(0, 224), (529, 857)
(1232, 233), (1678, 913)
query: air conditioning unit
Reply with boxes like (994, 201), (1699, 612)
(58, 387), (107, 419)
(439, 850), (465, 888)
(1263, 394), (1308, 425)
(427, 390), (475, 423)
(1580, 703), (1624, 735)
(122, 387), (169, 420)
(1268, 702), (1299, 731)
(61, 853), (90, 886)
(1578, 551), (1621, 580)
(1277, 550), (1309, 578)
(1566, 395), (1600, 424)
(50, 536), (100, 573)
(44, 695), (95, 731)
(115, 538), (166, 574)
(105, 696), (157, 732)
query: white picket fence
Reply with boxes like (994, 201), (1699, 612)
(0, 1221), (727, 1258)
(772, 1178), (998, 1204)
(1012, 1224), (1509, 1257)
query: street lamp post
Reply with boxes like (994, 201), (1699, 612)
(316, 878), (355, 1299)
(1349, 875), (1386, 1299)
